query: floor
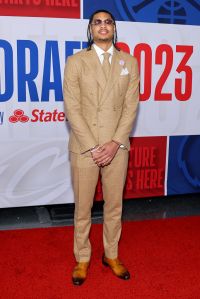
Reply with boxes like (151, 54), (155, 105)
(0, 193), (200, 230)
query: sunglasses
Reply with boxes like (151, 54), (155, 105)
(91, 19), (114, 26)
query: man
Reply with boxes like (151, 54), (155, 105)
(63, 9), (139, 286)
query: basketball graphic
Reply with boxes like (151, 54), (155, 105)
(158, 1), (186, 24)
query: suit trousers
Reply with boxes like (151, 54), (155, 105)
(70, 148), (129, 262)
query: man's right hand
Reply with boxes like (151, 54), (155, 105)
(91, 146), (103, 167)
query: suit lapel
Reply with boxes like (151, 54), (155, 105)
(81, 47), (106, 90)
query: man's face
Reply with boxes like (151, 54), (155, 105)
(90, 12), (115, 44)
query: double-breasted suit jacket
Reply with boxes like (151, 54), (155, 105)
(63, 46), (139, 262)
(63, 47), (139, 154)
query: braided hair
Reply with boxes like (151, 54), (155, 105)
(87, 9), (119, 51)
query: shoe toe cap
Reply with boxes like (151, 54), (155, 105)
(119, 271), (130, 280)
(72, 277), (85, 286)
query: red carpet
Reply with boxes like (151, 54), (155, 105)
(0, 216), (200, 299)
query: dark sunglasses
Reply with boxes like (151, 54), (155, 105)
(91, 19), (114, 26)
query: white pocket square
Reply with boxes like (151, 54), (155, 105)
(120, 67), (129, 76)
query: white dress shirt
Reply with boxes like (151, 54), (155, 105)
(93, 43), (113, 64)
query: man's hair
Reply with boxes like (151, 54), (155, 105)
(87, 9), (119, 51)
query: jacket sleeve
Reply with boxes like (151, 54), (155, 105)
(112, 57), (139, 146)
(63, 56), (98, 153)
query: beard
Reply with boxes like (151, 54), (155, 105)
(99, 38), (110, 42)
(96, 36), (113, 43)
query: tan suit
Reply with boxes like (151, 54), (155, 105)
(63, 46), (139, 262)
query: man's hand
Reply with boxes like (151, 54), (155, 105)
(91, 141), (120, 167)
(91, 146), (103, 166)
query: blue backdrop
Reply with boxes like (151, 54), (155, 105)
(83, 0), (200, 25)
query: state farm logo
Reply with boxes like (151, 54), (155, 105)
(9, 109), (29, 123)
(9, 109), (66, 123)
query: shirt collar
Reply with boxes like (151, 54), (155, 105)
(93, 43), (114, 58)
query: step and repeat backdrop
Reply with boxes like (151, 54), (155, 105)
(0, 0), (200, 207)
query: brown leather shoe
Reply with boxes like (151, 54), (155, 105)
(102, 254), (130, 280)
(72, 262), (90, 286)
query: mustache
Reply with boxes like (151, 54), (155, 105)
(98, 29), (109, 33)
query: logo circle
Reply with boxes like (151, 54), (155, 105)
(9, 115), (18, 123)
(14, 109), (24, 117)
(20, 115), (29, 123)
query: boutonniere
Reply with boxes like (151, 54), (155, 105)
(119, 59), (125, 66)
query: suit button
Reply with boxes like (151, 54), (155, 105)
(99, 125), (104, 128)
(93, 124), (96, 126)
